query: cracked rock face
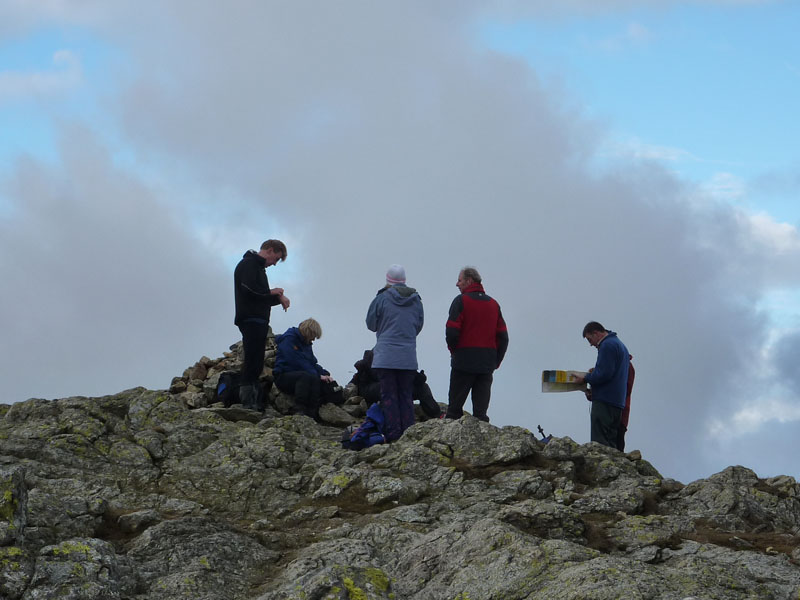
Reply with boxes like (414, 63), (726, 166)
(1, 378), (799, 599)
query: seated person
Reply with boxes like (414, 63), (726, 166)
(350, 349), (442, 419)
(273, 318), (333, 419)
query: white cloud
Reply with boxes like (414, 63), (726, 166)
(709, 397), (800, 437)
(0, 0), (108, 37)
(594, 21), (655, 52)
(1, 0), (797, 486)
(700, 171), (747, 202)
(0, 124), (233, 400)
(602, 135), (693, 162)
(741, 211), (800, 254)
(626, 22), (653, 43)
(0, 49), (82, 102)
(474, 0), (769, 19)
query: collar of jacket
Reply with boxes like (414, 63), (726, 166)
(462, 282), (485, 294)
(244, 249), (266, 267)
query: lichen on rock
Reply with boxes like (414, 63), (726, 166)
(0, 346), (798, 599)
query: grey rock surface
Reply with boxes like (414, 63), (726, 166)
(1, 347), (799, 599)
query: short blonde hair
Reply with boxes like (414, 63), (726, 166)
(298, 318), (322, 342)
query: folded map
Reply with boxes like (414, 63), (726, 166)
(541, 370), (589, 393)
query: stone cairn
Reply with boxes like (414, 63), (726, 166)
(166, 332), (441, 427)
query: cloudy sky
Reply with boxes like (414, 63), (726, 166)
(2, 0), (799, 484)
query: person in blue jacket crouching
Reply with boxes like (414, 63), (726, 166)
(273, 318), (334, 420)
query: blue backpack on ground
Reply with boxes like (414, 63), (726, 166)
(212, 371), (268, 410)
(341, 403), (387, 450)
(214, 372), (240, 408)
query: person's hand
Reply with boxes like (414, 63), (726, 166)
(584, 389), (593, 402)
(321, 375), (334, 383)
(270, 287), (284, 296)
(279, 295), (290, 311)
(573, 367), (591, 385)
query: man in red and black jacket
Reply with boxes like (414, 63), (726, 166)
(444, 267), (509, 422)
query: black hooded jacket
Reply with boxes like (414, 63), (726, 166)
(233, 250), (281, 326)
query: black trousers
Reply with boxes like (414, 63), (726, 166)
(590, 401), (622, 449)
(275, 371), (321, 418)
(446, 369), (493, 422)
(238, 320), (268, 386)
(414, 383), (442, 418)
(616, 424), (628, 452)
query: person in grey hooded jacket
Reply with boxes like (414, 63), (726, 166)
(366, 264), (424, 441)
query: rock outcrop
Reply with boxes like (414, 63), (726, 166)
(1, 344), (799, 599)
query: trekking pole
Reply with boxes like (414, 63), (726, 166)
(537, 425), (552, 443)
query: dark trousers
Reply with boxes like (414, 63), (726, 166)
(590, 401), (622, 449)
(360, 381), (441, 418)
(375, 369), (416, 441)
(616, 424), (628, 452)
(238, 321), (268, 386)
(414, 383), (442, 418)
(446, 369), (493, 422)
(275, 371), (321, 419)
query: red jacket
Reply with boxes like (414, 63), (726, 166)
(446, 282), (508, 373)
(622, 356), (635, 427)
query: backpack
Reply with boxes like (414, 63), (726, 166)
(214, 371), (240, 408)
(341, 403), (387, 450)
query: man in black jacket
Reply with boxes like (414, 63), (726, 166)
(234, 239), (290, 409)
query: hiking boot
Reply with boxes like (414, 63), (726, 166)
(239, 384), (258, 410)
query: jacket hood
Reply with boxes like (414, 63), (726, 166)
(242, 249), (265, 263)
(387, 284), (419, 305)
(276, 327), (309, 346)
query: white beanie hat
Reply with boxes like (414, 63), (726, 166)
(386, 264), (406, 285)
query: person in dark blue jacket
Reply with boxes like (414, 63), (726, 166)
(273, 318), (333, 419)
(573, 322), (630, 449)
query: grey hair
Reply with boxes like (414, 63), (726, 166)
(460, 267), (481, 283)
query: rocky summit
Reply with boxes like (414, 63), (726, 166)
(1, 340), (799, 599)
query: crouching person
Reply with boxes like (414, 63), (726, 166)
(273, 318), (333, 420)
(351, 349), (442, 419)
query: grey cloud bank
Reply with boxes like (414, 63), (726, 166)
(1, 1), (799, 485)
